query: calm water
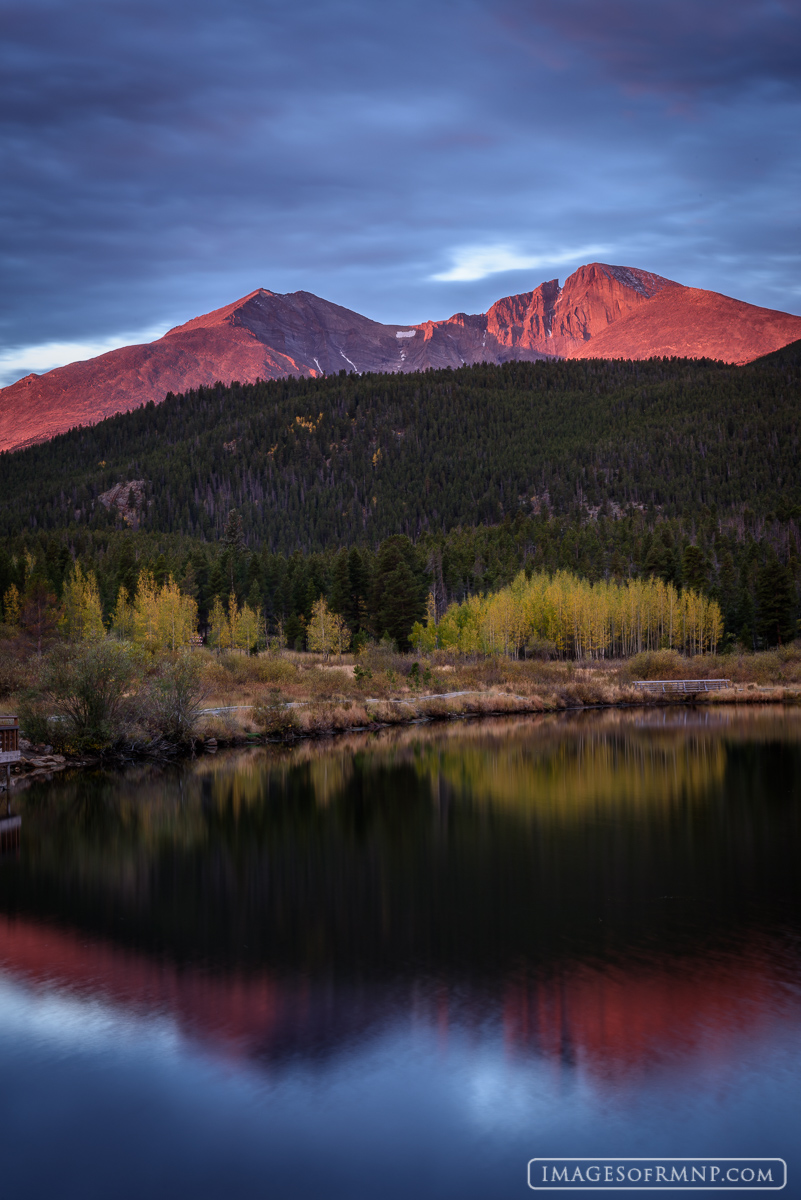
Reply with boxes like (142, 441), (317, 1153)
(1, 709), (800, 1198)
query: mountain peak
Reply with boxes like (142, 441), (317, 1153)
(574, 262), (674, 298)
(163, 288), (277, 336)
(2, 263), (801, 452)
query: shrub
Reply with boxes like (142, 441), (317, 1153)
(252, 692), (299, 737)
(215, 652), (298, 687)
(623, 650), (687, 681)
(15, 697), (54, 747)
(144, 652), (205, 744)
(19, 640), (141, 754)
(0, 651), (27, 700)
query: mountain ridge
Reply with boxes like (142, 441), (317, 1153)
(2, 261), (801, 453)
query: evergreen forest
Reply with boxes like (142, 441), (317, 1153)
(1, 342), (800, 650)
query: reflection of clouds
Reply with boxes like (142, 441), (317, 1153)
(0, 974), (182, 1058)
(1, 913), (797, 1090)
(463, 1049), (584, 1133)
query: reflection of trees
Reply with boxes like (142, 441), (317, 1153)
(2, 709), (801, 980)
(414, 733), (727, 818)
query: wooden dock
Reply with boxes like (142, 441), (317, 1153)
(0, 715), (20, 803)
(633, 679), (731, 697)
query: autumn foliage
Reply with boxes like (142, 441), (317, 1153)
(412, 570), (724, 659)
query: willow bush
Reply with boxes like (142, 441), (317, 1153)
(412, 570), (723, 660)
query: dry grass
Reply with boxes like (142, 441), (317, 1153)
(8, 640), (801, 746)
(179, 643), (801, 739)
(295, 700), (371, 735)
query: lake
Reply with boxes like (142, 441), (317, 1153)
(1, 708), (800, 1198)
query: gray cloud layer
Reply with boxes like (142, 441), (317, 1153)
(1, 0), (800, 380)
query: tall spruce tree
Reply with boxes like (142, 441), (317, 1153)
(756, 552), (796, 646)
(329, 549), (355, 627)
(371, 536), (427, 649)
(222, 509), (246, 592)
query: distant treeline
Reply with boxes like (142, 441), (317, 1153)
(2, 507), (798, 650)
(1, 345), (800, 551)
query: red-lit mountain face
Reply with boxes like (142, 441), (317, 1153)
(2, 262), (800, 452)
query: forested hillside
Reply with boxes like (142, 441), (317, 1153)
(2, 345), (800, 550)
(2, 346), (800, 650)
(1, 506), (798, 651)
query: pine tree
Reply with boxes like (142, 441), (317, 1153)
(329, 549), (354, 626)
(21, 578), (59, 654)
(371, 536), (427, 650)
(153, 552), (168, 586)
(222, 510), (246, 592)
(348, 547), (371, 631)
(756, 552), (796, 646)
(208, 557), (226, 603)
(717, 550), (738, 627)
(682, 544), (708, 592)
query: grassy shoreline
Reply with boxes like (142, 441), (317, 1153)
(193, 645), (801, 744)
(5, 644), (801, 785)
(7, 682), (799, 791)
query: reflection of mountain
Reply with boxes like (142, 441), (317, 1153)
(4, 710), (801, 980)
(2, 712), (801, 1079)
(502, 952), (797, 1081)
(0, 913), (796, 1085)
(0, 914), (396, 1067)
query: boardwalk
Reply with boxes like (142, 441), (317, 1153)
(633, 679), (731, 696)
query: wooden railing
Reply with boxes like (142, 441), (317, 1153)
(0, 715), (19, 756)
(633, 680), (731, 695)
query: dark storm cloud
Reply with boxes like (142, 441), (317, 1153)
(498, 0), (801, 100)
(1, 0), (799, 380)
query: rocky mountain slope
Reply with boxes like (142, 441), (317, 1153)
(2, 262), (800, 452)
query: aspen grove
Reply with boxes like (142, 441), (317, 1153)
(412, 571), (724, 659)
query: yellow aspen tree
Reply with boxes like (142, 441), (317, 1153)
(111, 586), (134, 641)
(154, 577), (198, 651)
(236, 602), (262, 653)
(307, 596), (336, 659)
(227, 591), (242, 652)
(425, 570), (723, 663)
(330, 609), (350, 660)
(208, 596), (229, 652)
(3, 583), (22, 628)
(60, 564), (105, 641)
(132, 570), (160, 650)
(435, 602), (461, 651)
(707, 596), (724, 654)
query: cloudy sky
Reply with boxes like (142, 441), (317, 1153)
(2, 0), (800, 384)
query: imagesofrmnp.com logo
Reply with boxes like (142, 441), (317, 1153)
(528, 1159), (786, 1190)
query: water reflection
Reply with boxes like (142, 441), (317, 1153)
(1, 709), (800, 1196)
